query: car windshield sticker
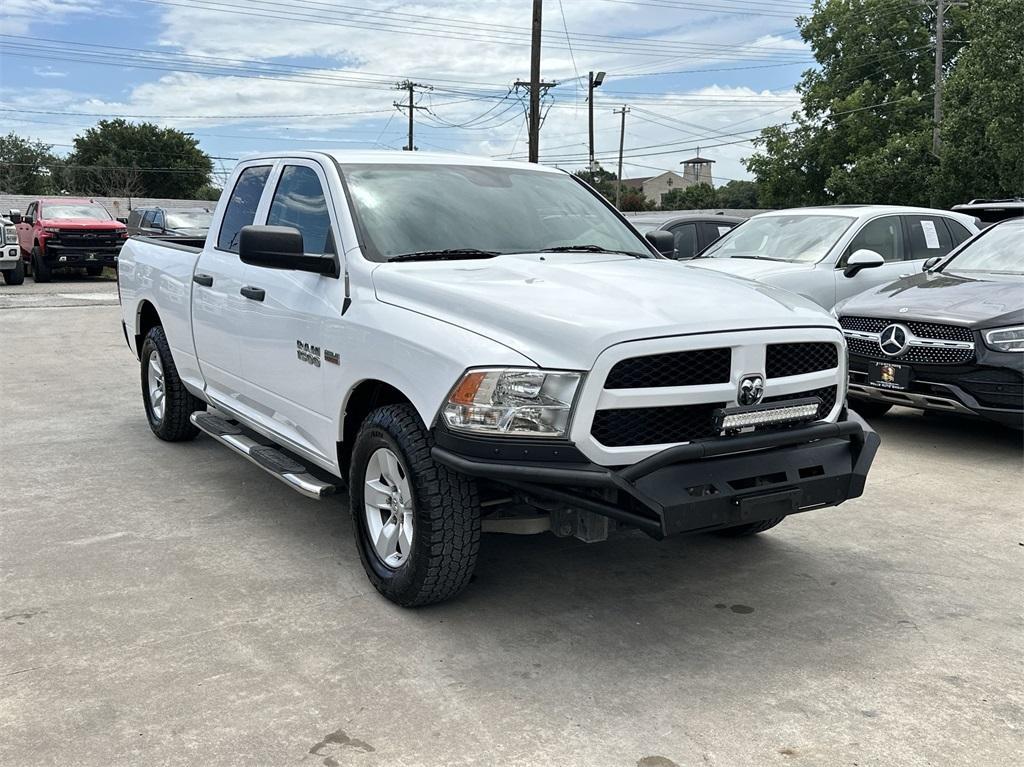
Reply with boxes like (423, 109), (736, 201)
(921, 220), (941, 249)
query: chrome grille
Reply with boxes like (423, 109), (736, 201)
(845, 335), (975, 365)
(840, 316), (973, 343)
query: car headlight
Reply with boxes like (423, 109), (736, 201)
(3, 225), (16, 245)
(442, 368), (581, 437)
(983, 326), (1024, 353)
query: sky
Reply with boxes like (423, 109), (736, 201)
(0, 0), (816, 186)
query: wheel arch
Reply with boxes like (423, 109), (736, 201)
(338, 379), (414, 482)
(136, 300), (162, 351)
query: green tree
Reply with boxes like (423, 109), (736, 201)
(66, 120), (213, 198)
(744, 0), (969, 206)
(573, 167), (617, 200)
(936, 0), (1024, 206)
(661, 183), (718, 210)
(0, 133), (60, 194)
(195, 183), (223, 201)
(619, 187), (652, 211)
(715, 179), (761, 208)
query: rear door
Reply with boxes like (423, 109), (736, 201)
(235, 159), (344, 462)
(666, 222), (698, 260)
(903, 214), (960, 267)
(835, 215), (911, 303)
(17, 201), (37, 253)
(192, 162), (274, 407)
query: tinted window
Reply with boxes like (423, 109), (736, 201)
(669, 223), (698, 259)
(26, 203), (37, 219)
(699, 221), (736, 251)
(266, 166), (334, 255)
(217, 165), (272, 252)
(944, 218), (972, 246)
(905, 215), (954, 259)
(845, 216), (904, 263)
(142, 211), (157, 227)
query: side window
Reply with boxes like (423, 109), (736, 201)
(26, 202), (37, 220)
(142, 211), (157, 228)
(905, 215), (955, 259)
(699, 222), (735, 250)
(153, 211), (165, 229)
(217, 165), (272, 253)
(943, 218), (972, 246)
(669, 223), (698, 260)
(844, 216), (904, 263)
(266, 165), (334, 255)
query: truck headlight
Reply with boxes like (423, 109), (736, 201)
(442, 368), (581, 437)
(984, 326), (1024, 353)
(3, 225), (16, 245)
(43, 226), (62, 234)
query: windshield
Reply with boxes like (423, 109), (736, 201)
(166, 211), (212, 229)
(942, 222), (1024, 274)
(340, 164), (651, 261)
(700, 214), (854, 263)
(44, 204), (112, 221)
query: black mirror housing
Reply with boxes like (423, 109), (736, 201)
(239, 225), (337, 277)
(645, 230), (676, 258)
(23, 215), (34, 226)
(8, 209), (22, 224)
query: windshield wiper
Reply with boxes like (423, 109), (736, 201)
(711, 254), (788, 262)
(389, 248), (500, 263)
(538, 244), (646, 258)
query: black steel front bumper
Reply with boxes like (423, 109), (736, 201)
(432, 411), (879, 539)
(42, 244), (122, 266)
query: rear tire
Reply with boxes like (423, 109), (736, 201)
(349, 403), (481, 606)
(32, 247), (51, 283)
(850, 399), (892, 419)
(85, 264), (103, 277)
(715, 517), (785, 537)
(140, 325), (203, 441)
(2, 259), (25, 285)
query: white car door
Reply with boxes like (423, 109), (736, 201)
(191, 162), (274, 407)
(234, 159), (345, 464)
(834, 214), (913, 303)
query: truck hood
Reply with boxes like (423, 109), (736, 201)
(372, 253), (837, 369)
(685, 257), (814, 281)
(42, 219), (125, 230)
(837, 270), (1024, 329)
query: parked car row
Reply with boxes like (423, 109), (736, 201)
(3, 200), (213, 283)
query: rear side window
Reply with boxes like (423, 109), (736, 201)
(845, 216), (904, 263)
(943, 218), (972, 246)
(142, 211), (157, 227)
(669, 223), (698, 259)
(904, 215), (956, 259)
(217, 165), (272, 252)
(266, 165), (334, 255)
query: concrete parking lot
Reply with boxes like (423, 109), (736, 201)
(2, 277), (1022, 767)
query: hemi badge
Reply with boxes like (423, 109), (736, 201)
(325, 350), (340, 365)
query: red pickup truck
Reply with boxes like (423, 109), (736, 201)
(10, 198), (128, 282)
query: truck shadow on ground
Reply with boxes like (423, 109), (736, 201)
(865, 406), (1022, 452)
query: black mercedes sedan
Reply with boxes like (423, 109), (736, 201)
(835, 218), (1023, 428)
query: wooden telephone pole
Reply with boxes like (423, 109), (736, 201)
(514, 0), (556, 163)
(614, 105), (630, 209)
(395, 80), (429, 151)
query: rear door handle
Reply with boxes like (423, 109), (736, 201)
(240, 286), (265, 302)
(193, 273), (214, 287)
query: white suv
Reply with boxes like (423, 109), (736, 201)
(688, 206), (980, 308)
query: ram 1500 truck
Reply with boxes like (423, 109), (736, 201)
(11, 198), (128, 282)
(118, 152), (879, 607)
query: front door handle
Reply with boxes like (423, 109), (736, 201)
(193, 273), (214, 287)
(240, 286), (265, 302)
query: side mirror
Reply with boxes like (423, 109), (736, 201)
(645, 230), (676, 258)
(239, 225), (336, 277)
(116, 217), (129, 224)
(922, 256), (942, 271)
(23, 214), (35, 226)
(8, 209), (22, 224)
(843, 249), (885, 278)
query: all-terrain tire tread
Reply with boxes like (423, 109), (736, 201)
(715, 516), (785, 537)
(141, 326), (204, 442)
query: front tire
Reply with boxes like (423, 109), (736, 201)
(2, 259), (25, 285)
(32, 247), (51, 283)
(349, 404), (481, 607)
(140, 326), (203, 441)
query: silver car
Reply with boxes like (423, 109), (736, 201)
(686, 205), (980, 308)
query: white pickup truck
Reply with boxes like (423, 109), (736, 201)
(118, 151), (879, 606)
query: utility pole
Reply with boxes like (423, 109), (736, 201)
(395, 80), (429, 151)
(932, 0), (945, 156)
(528, 0), (543, 162)
(614, 105), (629, 209)
(588, 71), (606, 172)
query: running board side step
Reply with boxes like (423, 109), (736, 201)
(190, 412), (338, 500)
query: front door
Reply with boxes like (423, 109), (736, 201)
(235, 160), (345, 464)
(835, 215), (912, 303)
(192, 162), (274, 408)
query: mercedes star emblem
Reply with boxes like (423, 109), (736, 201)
(879, 323), (911, 357)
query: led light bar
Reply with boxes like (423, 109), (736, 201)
(714, 397), (822, 432)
